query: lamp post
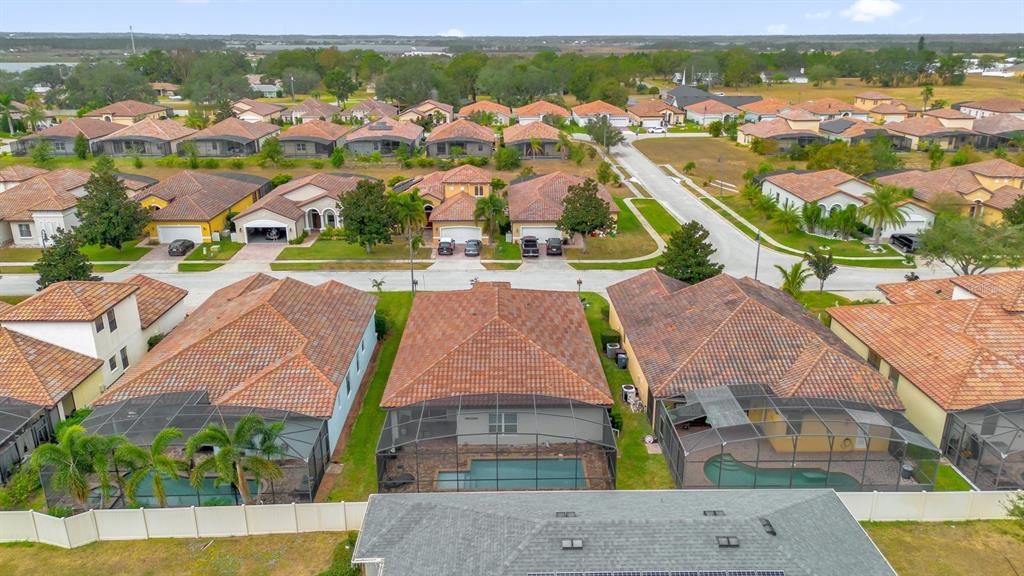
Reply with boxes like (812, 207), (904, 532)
(753, 230), (762, 281)
(40, 229), (49, 249)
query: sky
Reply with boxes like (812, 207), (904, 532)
(1, 0), (1022, 36)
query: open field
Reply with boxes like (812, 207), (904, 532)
(634, 137), (804, 188)
(864, 520), (1024, 576)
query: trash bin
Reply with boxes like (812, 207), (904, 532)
(616, 351), (628, 369)
(605, 342), (621, 359)
(900, 464), (915, 480)
(622, 385), (637, 404)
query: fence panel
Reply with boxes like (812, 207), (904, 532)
(194, 505), (248, 537)
(144, 507), (199, 539)
(0, 511), (37, 542)
(95, 508), (148, 541)
(968, 491), (1014, 519)
(344, 501), (367, 529)
(837, 492), (875, 520)
(64, 511), (98, 548)
(245, 504), (297, 535)
(920, 491), (974, 521)
(295, 502), (348, 532)
(31, 512), (72, 549)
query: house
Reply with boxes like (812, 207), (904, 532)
(854, 91), (895, 111)
(796, 98), (866, 121)
(760, 68), (808, 84)
(664, 85), (761, 110)
(738, 97), (792, 122)
(0, 165), (48, 192)
(819, 117), (891, 145)
(958, 97), (1024, 119)
(281, 98), (341, 124)
(923, 107), (976, 129)
(279, 120), (352, 157)
(973, 113), (1024, 149)
(684, 99), (741, 126)
(84, 100), (172, 125)
(233, 173), (372, 243)
(457, 100), (512, 125)
(869, 102), (915, 124)
(231, 98), (285, 123)
(736, 110), (823, 148)
(397, 99), (454, 124)
(339, 99), (398, 123)
(376, 282), (614, 493)
(137, 171), (270, 244)
(507, 172), (618, 243)
(875, 159), (1024, 223)
(188, 117), (280, 157)
(92, 118), (197, 157)
(149, 82), (180, 98)
(344, 117), (423, 157)
(250, 84), (281, 98)
(513, 100), (571, 125)
(97, 274), (377, 453)
(12, 117), (123, 157)
(502, 121), (563, 159)
(353, 490), (898, 576)
(627, 99), (684, 128)
(8, 101), (58, 130)
(877, 116), (976, 151)
(829, 271), (1024, 453)
(424, 118), (495, 157)
(396, 164), (493, 244)
(571, 100), (629, 127)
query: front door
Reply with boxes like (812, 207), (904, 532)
(310, 211), (322, 230)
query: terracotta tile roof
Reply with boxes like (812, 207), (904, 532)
(399, 171), (446, 203)
(345, 117), (423, 142)
(85, 99), (170, 118)
(0, 281), (139, 322)
(502, 121), (562, 143)
(683, 99), (741, 115)
(27, 117), (123, 140)
(628, 99), (682, 117)
(191, 117), (279, 141)
(856, 91), (893, 100)
(406, 99), (454, 115)
(143, 171), (265, 221)
(739, 118), (817, 139)
(0, 168), (90, 220)
(381, 282), (611, 408)
(513, 100), (570, 118)
(458, 100), (512, 117)
(119, 275), (188, 329)
(949, 271), (1024, 311)
(870, 103), (910, 114)
(285, 98), (341, 120)
(988, 185), (1024, 210)
(878, 278), (956, 304)
(820, 118), (887, 139)
(828, 297), (1024, 410)
(428, 192), (479, 222)
(738, 98), (792, 115)
(343, 99), (398, 119)
(572, 100), (627, 117)
(98, 276), (377, 418)
(876, 159), (1024, 206)
(425, 118), (496, 143)
(232, 98), (286, 117)
(797, 98), (857, 115)
(0, 328), (102, 407)
(608, 271), (901, 409)
(441, 163), (492, 184)
(237, 173), (365, 220)
(961, 97), (1024, 114)
(98, 118), (197, 142)
(973, 113), (1024, 136)
(278, 119), (352, 142)
(764, 169), (866, 203)
(884, 116), (973, 138)
(0, 165), (48, 184)
(150, 82), (180, 91)
(777, 108), (819, 121)
(924, 107), (973, 120)
(508, 172), (618, 223)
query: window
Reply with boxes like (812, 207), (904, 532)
(474, 185), (484, 197)
(716, 536), (740, 548)
(488, 412), (518, 434)
(53, 142), (66, 151)
(346, 374), (351, 397)
(296, 142), (307, 152)
(888, 366), (901, 386)
(210, 141), (218, 151)
(94, 316), (105, 333)
(108, 356), (117, 371)
(120, 347), (129, 369)
(17, 224), (31, 238)
(106, 309), (118, 332)
(867, 350), (881, 369)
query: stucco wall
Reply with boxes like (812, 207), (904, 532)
(71, 369), (106, 414)
(455, 405), (608, 445)
(325, 314), (377, 452)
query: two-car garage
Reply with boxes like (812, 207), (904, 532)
(437, 226), (482, 244)
(156, 225), (204, 245)
(518, 226), (562, 243)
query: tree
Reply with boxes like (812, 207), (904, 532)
(114, 427), (185, 508)
(63, 61), (153, 108)
(494, 146), (521, 171)
(596, 160), (614, 184)
(920, 84), (934, 110)
(556, 178), (614, 247)
(807, 64), (838, 87)
(826, 205), (860, 239)
(950, 144), (981, 167)
(73, 132), (90, 160)
(33, 228), (98, 289)
(330, 146), (345, 168)
(584, 116), (624, 151)
(184, 107), (208, 129)
(1003, 195), (1024, 226)
(126, 49), (179, 82)
(707, 121), (723, 138)
(682, 161), (697, 175)
(389, 189), (427, 290)
(323, 68), (361, 107)
(0, 94), (17, 134)
(918, 217), (1024, 275)
(445, 52), (488, 101)
(806, 141), (876, 176)
(282, 67), (321, 97)
(376, 57), (453, 107)
(776, 205), (801, 234)
(801, 202), (824, 234)
(259, 136), (284, 165)
(803, 247), (838, 292)
(31, 139), (52, 167)
(75, 156), (151, 250)
(868, 133), (902, 171)
(927, 142), (944, 169)
(775, 261), (812, 297)
(473, 192), (507, 242)
(185, 415), (284, 505)
(340, 179), (398, 253)
(859, 185), (909, 248)
(1006, 491), (1024, 525)
(213, 99), (235, 123)
(181, 51), (252, 103)
(24, 99), (45, 133)
(658, 221), (724, 284)
(31, 425), (112, 509)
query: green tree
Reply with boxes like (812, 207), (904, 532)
(323, 68), (361, 108)
(259, 136), (284, 166)
(803, 246), (838, 292)
(181, 51), (252, 103)
(859, 185), (909, 248)
(707, 121), (723, 138)
(868, 133), (902, 171)
(213, 99), (235, 123)
(340, 179), (398, 253)
(31, 139), (52, 167)
(184, 107), (208, 129)
(774, 261), (812, 297)
(30, 425), (112, 509)
(0, 94), (17, 134)
(75, 156), (151, 250)
(185, 415), (284, 505)
(657, 221), (724, 284)
(494, 146), (521, 170)
(33, 228), (98, 289)
(776, 204), (801, 234)
(596, 160), (614, 184)
(806, 141), (876, 176)
(556, 178), (613, 248)
(1003, 195), (1024, 226)
(330, 146), (345, 168)
(585, 116), (624, 151)
(920, 84), (934, 109)
(927, 142), (945, 169)
(807, 64), (838, 87)
(825, 205), (860, 239)
(282, 67), (321, 97)
(376, 57), (454, 107)
(390, 189), (427, 290)
(62, 61), (153, 108)
(73, 132), (90, 160)
(473, 192), (507, 242)
(801, 202), (824, 233)
(950, 144), (981, 167)
(445, 52), (489, 101)
(918, 217), (1024, 275)
(682, 161), (697, 175)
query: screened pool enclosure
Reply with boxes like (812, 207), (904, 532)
(943, 399), (1024, 490)
(376, 394), (616, 493)
(655, 385), (940, 491)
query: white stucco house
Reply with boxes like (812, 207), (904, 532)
(571, 100), (630, 127)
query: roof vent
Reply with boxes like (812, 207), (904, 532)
(561, 539), (584, 550)
(703, 510), (726, 516)
(716, 536), (740, 548)
(555, 511), (577, 518)
(759, 517), (777, 536)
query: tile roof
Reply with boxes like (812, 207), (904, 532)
(962, 97), (1024, 114)
(26, 117), (123, 140)
(875, 159), (1024, 207)
(508, 172), (618, 223)
(683, 99), (741, 115)
(343, 99), (398, 119)
(97, 275), (377, 418)
(763, 169), (866, 203)
(440, 163), (492, 184)
(924, 107), (973, 120)
(0, 281), (139, 322)
(425, 118), (496, 143)
(278, 119), (352, 142)
(608, 271), (901, 409)
(627, 99), (682, 117)
(406, 99), (454, 115)
(572, 100), (627, 117)
(237, 173), (366, 219)
(0, 168), (90, 220)
(739, 118), (818, 139)
(513, 100), (570, 118)
(428, 192), (479, 222)
(0, 165), (48, 184)
(777, 107), (819, 121)
(0, 328), (103, 407)
(119, 275), (188, 329)
(948, 271), (1024, 311)
(797, 98), (857, 115)
(502, 120), (562, 143)
(98, 118), (197, 142)
(381, 282), (612, 408)
(878, 278), (956, 304)
(870, 102), (911, 114)
(85, 99), (170, 118)
(345, 116), (423, 142)
(972, 113), (1024, 136)
(458, 100), (512, 117)
(232, 98), (286, 117)
(143, 171), (265, 221)
(738, 97), (792, 114)
(857, 91), (894, 100)
(884, 116), (973, 138)
(820, 117), (887, 138)
(191, 117), (279, 141)
(285, 98), (341, 119)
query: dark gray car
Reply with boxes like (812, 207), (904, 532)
(167, 239), (195, 256)
(545, 238), (563, 256)
(521, 236), (540, 258)
(464, 239), (481, 257)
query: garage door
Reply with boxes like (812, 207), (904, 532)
(520, 226), (562, 243)
(157, 225), (203, 244)
(439, 226), (481, 244)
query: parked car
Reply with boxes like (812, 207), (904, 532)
(437, 237), (455, 256)
(546, 237), (563, 256)
(647, 126), (667, 134)
(890, 234), (920, 253)
(521, 236), (540, 258)
(167, 239), (195, 256)
(464, 239), (481, 257)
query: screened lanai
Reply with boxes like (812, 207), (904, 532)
(655, 385), (940, 492)
(376, 394), (616, 493)
(943, 399), (1024, 490)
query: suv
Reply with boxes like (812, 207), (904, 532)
(890, 234), (920, 253)
(437, 237), (455, 256)
(464, 239), (481, 257)
(521, 236), (540, 258)
(546, 237), (563, 256)
(167, 239), (195, 256)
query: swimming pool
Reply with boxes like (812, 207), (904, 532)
(89, 472), (259, 507)
(437, 458), (586, 490)
(704, 454), (861, 490)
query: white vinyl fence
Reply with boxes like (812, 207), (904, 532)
(838, 490), (1018, 522)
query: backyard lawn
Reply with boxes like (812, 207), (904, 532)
(278, 237), (431, 261)
(934, 463), (975, 492)
(864, 520), (1024, 576)
(80, 240), (151, 262)
(570, 195), (659, 260)
(796, 291), (852, 315)
(183, 240), (243, 262)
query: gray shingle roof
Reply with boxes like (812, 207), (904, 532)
(353, 490), (896, 576)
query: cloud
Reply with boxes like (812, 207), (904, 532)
(804, 10), (832, 20)
(765, 24), (787, 35)
(842, 0), (902, 22)
(440, 28), (465, 37)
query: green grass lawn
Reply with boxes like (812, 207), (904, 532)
(483, 262), (522, 270)
(934, 463), (974, 491)
(0, 295), (30, 305)
(571, 196), (659, 260)
(571, 256), (662, 271)
(184, 241), (243, 262)
(92, 264), (127, 273)
(0, 266), (37, 274)
(177, 262), (224, 272)
(80, 240), (150, 262)
(278, 237), (432, 261)
(0, 247), (42, 262)
(271, 262), (431, 271)
(327, 292), (413, 502)
(796, 291), (852, 315)
(582, 292), (675, 490)
(632, 198), (681, 239)
(482, 238), (521, 260)
(864, 520), (1024, 576)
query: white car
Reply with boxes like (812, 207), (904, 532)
(647, 126), (667, 134)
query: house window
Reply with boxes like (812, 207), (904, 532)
(108, 356), (117, 371)
(210, 142), (218, 151)
(867, 350), (881, 370)
(296, 143), (307, 152)
(106, 309), (118, 332)
(888, 366), (901, 386)
(356, 354), (360, 372)
(119, 347), (129, 369)
(94, 316), (105, 333)
(17, 224), (31, 238)
(474, 185), (484, 197)
(488, 412), (518, 434)
(53, 142), (66, 151)
(346, 374), (352, 397)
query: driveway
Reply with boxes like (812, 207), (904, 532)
(520, 250), (572, 271)
(429, 244), (485, 270)
(126, 244), (181, 274)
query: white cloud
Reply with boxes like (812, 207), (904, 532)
(765, 24), (787, 35)
(804, 10), (832, 20)
(440, 28), (465, 37)
(842, 0), (902, 22)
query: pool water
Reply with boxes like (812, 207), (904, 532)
(437, 458), (586, 490)
(704, 454), (861, 491)
(89, 472), (259, 507)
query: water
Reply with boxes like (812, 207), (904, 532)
(437, 458), (586, 490)
(0, 62), (77, 73)
(704, 454), (861, 490)
(89, 472), (260, 507)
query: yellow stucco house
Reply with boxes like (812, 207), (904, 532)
(397, 164), (493, 245)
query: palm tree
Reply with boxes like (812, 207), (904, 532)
(859, 185), (908, 248)
(803, 246), (838, 292)
(248, 420), (286, 501)
(557, 132), (573, 159)
(115, 428), (185, 508)
(529, 137), (543, 158)
(390, 189), (427, 291)
(774, 261), (812, 298)
(474, 192), (507, 243)
(31, 425), (108, 508)
(89, 434), (126, 508)
(185, 414), (284, 505)
(920, 84), (934, 110)
(0, 94), (16, 135)
(801, 202), (823, 234)
(776, 205), (801, 234)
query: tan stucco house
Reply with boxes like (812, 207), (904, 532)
(396, 164), (493, 245)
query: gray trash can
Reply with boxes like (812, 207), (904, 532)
(616, 351), (628, 369)
(605, 342), (621, 359)
(900, 464), (914, 480)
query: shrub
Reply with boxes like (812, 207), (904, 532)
(494, 146), (521, 170)
(414, 157), (435, 168)
(311, 159), (325, 169)
(609, 406), (624, 432)
(155, 155), (177, 168)
(330, 146), (345, 168)
(201, 497), (234, 507)
(147, 333), (165, 350)
(647, 85), (661, 95)
(288, 230), (309, 245)
(599, 330), (620, 348)
(387, 175), (407, 188)
(436, 158), (454, 171)
(200, 158), (220, 169)
(228, 157), (245, 169)
(369, 151), (382, 163)
(375, 313), (390, 339)
(131, 155), (143, 169)
(0, 463), (41, 510)
(460, 155), (489, 167)
(270, 173), (293, 188)
(48, 506), (74, 518)
(518, 166), (536, 178)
